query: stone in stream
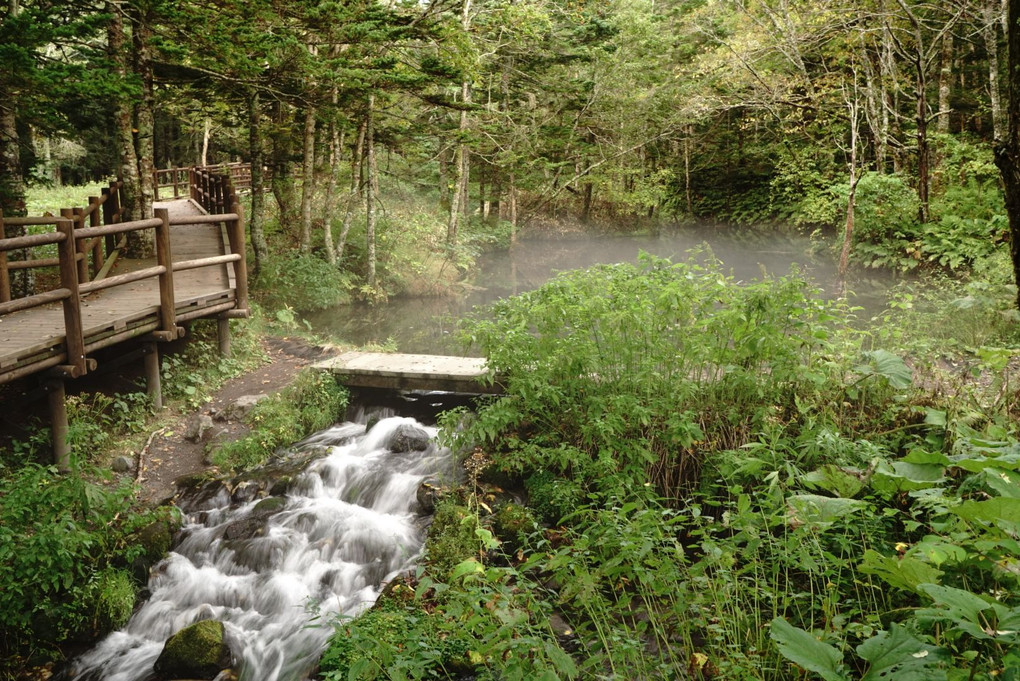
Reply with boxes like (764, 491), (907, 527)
(153, 619), (235, 680)
(388, 423), (431, 453)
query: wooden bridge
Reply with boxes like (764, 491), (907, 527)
(313, 351), (502, 394)
(0, 167), (249, 466)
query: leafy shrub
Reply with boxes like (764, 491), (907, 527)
(0, 463), (156, 667)
(254, 252), (353, 312)
(844, 172), (921, 271)
(211, 370), (348, 471)
(456, 254), (854, 501)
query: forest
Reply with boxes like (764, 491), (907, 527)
(3, 0), (1017, 289)
(4, 0), (1020, 679)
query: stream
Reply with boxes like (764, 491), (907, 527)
(303, 225), (899, 354)
(63, 416), (455, 681)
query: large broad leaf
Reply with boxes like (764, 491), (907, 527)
(857, 624), (948, 681)
(855, 349), (913, 389)
(787, 494), (868, 531)
(871, 460), (945, 495)
(952, 498), (1020, 529)
(770, 617), (847, 681)
(800, 465), (865, 498)
(859, 550), (943, 593)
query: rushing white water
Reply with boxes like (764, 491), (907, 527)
(65, 416), (452, 681)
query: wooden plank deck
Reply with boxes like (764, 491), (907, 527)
(313, 351), (503, 394)
(0, 199), (236, 382)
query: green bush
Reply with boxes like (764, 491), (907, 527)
(456, 254), (856, 501)
(211, 370), (348, 471)
(0, 463), (156, 667)
(254, 252), (353, 312)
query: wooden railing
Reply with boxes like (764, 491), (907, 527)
(154, 162), (253, 201)
(0, 181), (124, 303)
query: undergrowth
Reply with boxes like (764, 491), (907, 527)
(320, 253), (1020, 680)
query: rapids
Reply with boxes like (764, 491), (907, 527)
(63, 416), (454, 681)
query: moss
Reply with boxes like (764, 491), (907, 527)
(423, 500), (479, 579)
(154, 619), (232, 679)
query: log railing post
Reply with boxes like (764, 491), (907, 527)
(45, 377), (70, 470)
(190, 167), (197, 203)
(101, 187), (116, 255)
(0, 210), (9, 303)
(229, 200), (249, 312)
(88, 196), (104, 273)
(71, 208), (91, 283)
(63, 208), (89, 286)
(154, 207), (176, 334)
(56, 217), (86, 377)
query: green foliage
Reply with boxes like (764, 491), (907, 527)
(423, 499), (482, 579)
(0, 462), (158, 665)
(211, 370), (348, 471)
(844, 172), (922, 271)
(253, 252), (354, 313)
(457, 254), (854, 501)
(320, 564), (576, 681)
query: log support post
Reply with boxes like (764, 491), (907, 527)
(143, 341), (163, 410)
(217, 316), (231, 358)
(45, 378), (70, 471)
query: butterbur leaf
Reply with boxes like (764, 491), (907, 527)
(770, 617), (847, 681)
(855, 350), (913, 389)
(800, 465), (865, 498)
(952, 498), (1020, 528)
(787, 494), (867, 530)
(859, 549), (943, 592)
(857, 624), (948, 680)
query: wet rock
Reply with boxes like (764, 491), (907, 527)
(127, 512), (181, 582)
(222, 496), (287, 541)
(389, 424), (431, 453)
(216, 395), (268, 422)
(230, 480), (261, 504)
(111, 455), (134, 473)
(185, 414), (215, 442)
(153, 620), (234, 680)
(416, 481), (443, 514)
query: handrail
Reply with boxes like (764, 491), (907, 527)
(0, 209), (177, 378)
(0, 180), (123, 303)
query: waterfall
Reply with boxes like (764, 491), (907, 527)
(64, 416), (452, 681)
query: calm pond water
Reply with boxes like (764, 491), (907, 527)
(303, 225), (899, 354)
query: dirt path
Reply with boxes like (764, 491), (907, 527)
(134, 336), (330, 505)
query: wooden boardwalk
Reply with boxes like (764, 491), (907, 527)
(313, 351), (503, 394)
(0, 199), (239, 384)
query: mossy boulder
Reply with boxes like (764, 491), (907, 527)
(153, 619), (234, 680)
(128, 510), (182, 582)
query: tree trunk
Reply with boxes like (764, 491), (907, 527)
(994, 0), (1020, 309)
(0, 76), (32, 297)
(323, 109), (343, 265)
(984, 0), (1004, 140)
(838, 93), (862, 297)
(248, 90), (269, 277)
(299, 106), (316, 254)
(270, 101), (298, 237)
(108, 1), (138, 223)
(447, 0), (472, 245)
(201, 117), (211, 166)
(128, 3), (155, 256)
(336, 119), (365, 263)
(937, 33), (953, 134)
(365, 95), (377, 290)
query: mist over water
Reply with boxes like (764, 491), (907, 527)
(304, 226), (898, 354)
(63, 417), (454, 681)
